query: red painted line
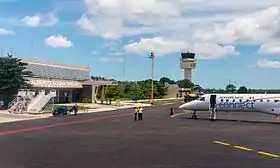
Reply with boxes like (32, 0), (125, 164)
(0, 113), (130, 136)
(0, 105), (174, 136)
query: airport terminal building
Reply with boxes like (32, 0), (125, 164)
(1, 58), (117, 113)
(20, 58), (115, 104)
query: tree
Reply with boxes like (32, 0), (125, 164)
(0, 54), (32, 107)
(237, 86), (248, 93)
(176, 79), (195, 88)
(159, 77), (176, 84)
(193, 84), (203, 92)
(130, 84), (145, 102)
(154, 81), (167, 98)
(105, 85), (120, 104)
(225, 84), (236, 93)
(0, 53), (32, 91)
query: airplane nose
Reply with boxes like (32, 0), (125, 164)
(179, 104), (184, 109)
(179, 103), (189, 110)
(179, 101), (196, 110)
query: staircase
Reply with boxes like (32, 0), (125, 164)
(8, 96), (22, 113)
(27, 90), (56, 114)
(8, 90), (35, 113)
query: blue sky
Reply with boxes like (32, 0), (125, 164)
(1, 0), (280, 89)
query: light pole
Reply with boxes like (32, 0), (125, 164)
(149, 51), (155, 104)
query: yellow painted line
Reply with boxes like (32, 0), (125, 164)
(214, 141), (231, 146)
(233, 145), (253, 151)
(214, 140), (280, 159)
(171, 112), (188, 118)
(257, 151), (280, 158)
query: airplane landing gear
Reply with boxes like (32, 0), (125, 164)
(191, 110), (198, 119)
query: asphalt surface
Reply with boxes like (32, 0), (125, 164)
(0, 103), (280, 168)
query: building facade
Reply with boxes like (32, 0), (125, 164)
(20, 58), (115, 104)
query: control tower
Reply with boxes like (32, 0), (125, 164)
(180, 52), (196, 81)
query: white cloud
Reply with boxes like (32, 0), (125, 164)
(102, 40), (122, 51)
(253, 59), (280, 68)
(192, 43), (239, 59)
(44, 35), (73, 48)
(258, 42), (280, 54)
(78, 0), (280, 59)
(99, 57), (124, 62)
(99, 57), (113, 62)
(124, 37), (189, 56)
(22, 12), (58, 27)
(193, 6), (280, 45)
(124, 37), (238, 59)
(77, 0), (200, 39)
(0, 28), (15, 35)
(123, 6), (280, 59)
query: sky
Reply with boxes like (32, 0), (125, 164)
(1, 0), (280, 89)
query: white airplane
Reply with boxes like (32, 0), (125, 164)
(178, 93), (280, 120)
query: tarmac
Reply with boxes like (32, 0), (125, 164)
(0, 102), (152, 124)
(0, 103), (280, 168)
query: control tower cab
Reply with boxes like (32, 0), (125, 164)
(180, 52), (197, 81)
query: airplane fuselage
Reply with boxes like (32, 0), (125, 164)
(179, 93), (280, 116)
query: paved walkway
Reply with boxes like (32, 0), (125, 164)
(0, 102), (152, 124)
(0, 98), (182, 124)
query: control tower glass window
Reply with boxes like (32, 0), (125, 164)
(181, 53), (195, 59)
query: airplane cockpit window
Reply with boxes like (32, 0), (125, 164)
(198, 97), (205, 101)
(274, 100), (279, 103)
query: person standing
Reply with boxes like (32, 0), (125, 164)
(138, 106), (143, 120)
(134, 107), (138, 121)
(71, 104), (78, 115)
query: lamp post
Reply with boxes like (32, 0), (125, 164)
(149, 51), (155, 104)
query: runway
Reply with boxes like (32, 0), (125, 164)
(0, 103), (280, 168)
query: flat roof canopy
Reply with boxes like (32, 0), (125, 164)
(82, 80), (118, 86)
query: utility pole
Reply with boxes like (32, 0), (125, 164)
(149, 51), (155, 104)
